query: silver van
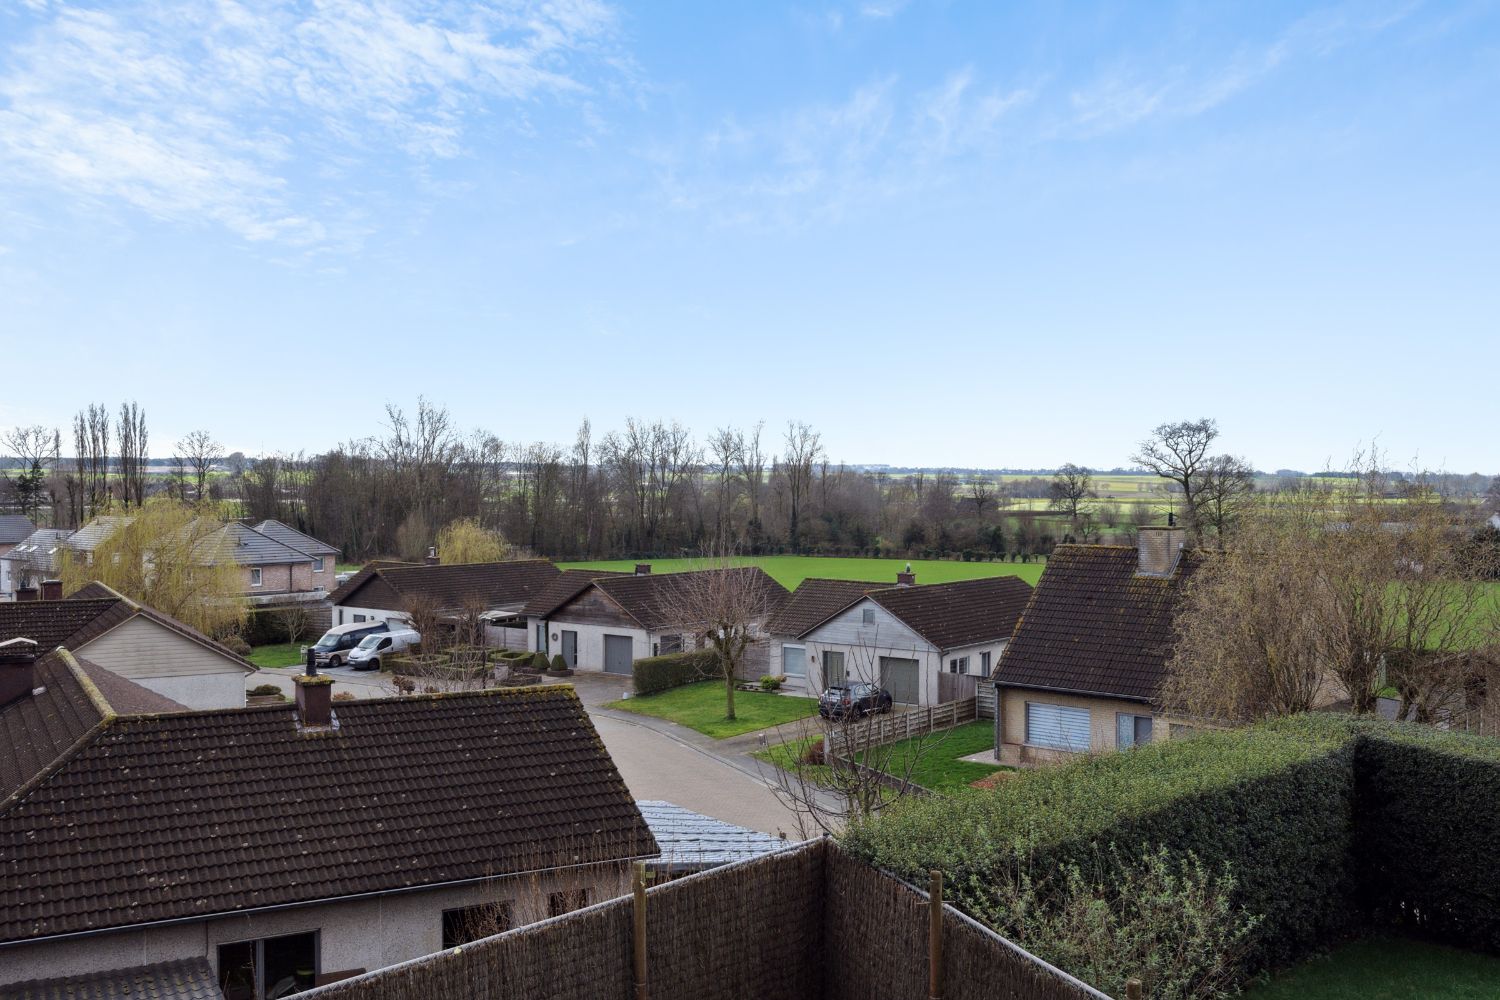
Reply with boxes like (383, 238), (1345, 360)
(309, 621), (390, 667)
(347, 628), (421, 672)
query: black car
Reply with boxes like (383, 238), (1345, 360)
(818, 682), (893, 720)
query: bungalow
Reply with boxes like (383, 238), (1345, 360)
(765, 572), (1034, 706)
(523, 564), (788, 675)
(0, 526), (69, 599)
(0, 643), (657, 996)
(991, 525), (1199, 765)
(329, 559), (561, 647)
(0, 580), (255, 708)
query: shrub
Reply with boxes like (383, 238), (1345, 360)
(223, 636), (253, 656)
(247, 683), (282, 697)
(530, 651), (549, 671)
(759, 674), (784, 692)
(632, 650), (720, 696)
(549, 654), (570, 674)
(332, 691), (356, 702)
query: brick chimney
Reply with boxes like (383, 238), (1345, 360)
(1137, 525), (1188, 576)
(896, 563), (916, 587)
(634, 563), (652, 576)
(40, 580), (63, 601)
(14, 587), (38, 603)
(294, 673), (334, 728)
(0, 638), (39, 706)
(425, 546), (440, 566)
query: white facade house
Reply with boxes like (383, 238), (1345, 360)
(765, 574), (1033, 707)
(328, 560), (560, 648)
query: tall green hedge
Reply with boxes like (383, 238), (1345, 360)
(632, 649), (721, 696)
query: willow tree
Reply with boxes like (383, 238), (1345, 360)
(59, 499), (246, 638)
(434, 517), (511, 565)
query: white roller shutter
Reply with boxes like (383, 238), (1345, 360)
(1025, 703), (1091, 752)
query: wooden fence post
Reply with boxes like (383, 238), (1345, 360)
(632, 862), (649, 1000)
(1126, 977), (1142, 1000)
(928, 869), (944, 1000)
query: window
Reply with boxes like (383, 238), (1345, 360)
(443, 903), (513, 948)
(536, 621), (548, 654)
(822, 650), (846, 688)
(980, 651), (992, 677)
(782, 643), (806, 677)
(861, 607), (876, 625)
(1169, 723), (1198, 740)
(312, 557), (325, 573)
(1025, 703), (1091, 752)
(352, 614), (367, 624)
(548, 888), (593, 918)
(659, 634), (683, 655)
(249, 567), (263, 587)
(1116, 714), (1153, 749)
(948, 656), (969, 674)
(217, 931), (317, 1000)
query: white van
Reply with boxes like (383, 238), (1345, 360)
(309, 620), (390, 668)
(347, 628), (421, 672)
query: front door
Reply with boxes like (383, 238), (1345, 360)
(604, 634), (634, 675)
(561, 630), (578, 668)
(878, 656), (920, 705)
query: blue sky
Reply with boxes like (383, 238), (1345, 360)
(1, 1), (1496, 472)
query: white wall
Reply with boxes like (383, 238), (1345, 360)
(333, 605), (410, 628)
(539, 620), (651, 671)
(76, 614), (251, 709)
(0, 866), (633, 988)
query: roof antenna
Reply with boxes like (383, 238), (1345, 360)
(1167, 511), (1176, 527)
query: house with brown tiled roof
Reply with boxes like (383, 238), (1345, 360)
(0, 581), (254, 709)
(0, 641), (657, 996)
(991, 525), (1200, 765)
(770, 570), (1033, 706)
(525, 564), (788, 676)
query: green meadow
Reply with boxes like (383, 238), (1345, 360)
(559, 554), (1046, 589)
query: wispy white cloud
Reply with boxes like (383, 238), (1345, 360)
(858, 0), (909, 19)
(0, 1), (626, 248)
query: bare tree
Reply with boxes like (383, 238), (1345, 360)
(1196, 454), (1256, 543)
(3, 425), (59, 521)
(115, 402), (149, 508)
(781, 422), (822, 552)
(1047, 464), (1096, 525)
(175, 430), (222, 502)
(656, 552), (784, 722)
(1133, 419), (1220, 541)
(274, 605), (314, 645)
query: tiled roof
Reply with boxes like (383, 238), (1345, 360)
(331, 559), (561, 613)
(0, 958), (220, 1000)
(198, 521), (314, 566)
(62, 516), (128, 553)
(520, 568), (631, 618)
(0, 685), (655, 944)
(590, 568), (790, 631)
(0, 515), (36, 545)
(638, 800), (786, 872)
(0, 649), (184, 805)
(994, 545), (1199, 703)
(866, 576), (1034, 650)
(0, 586), (255, 675)
(0, 529), (73, 577)
(764, 578), (888, 637)
(252, 519), (340, 558)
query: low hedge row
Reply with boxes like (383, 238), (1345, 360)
(632, 650), (721, 696)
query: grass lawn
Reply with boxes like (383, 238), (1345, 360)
(1245, 937), (1500, 999)
(247, 642), (305, 669)
(604, 681), (818, 739)
(560, 555), (1046, 589)
(860, 720), (1006, 793)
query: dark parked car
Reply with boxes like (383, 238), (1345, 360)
(818, 682), (893, 720)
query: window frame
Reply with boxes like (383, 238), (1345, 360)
(948, 655), (969, 675)
(312, 557), (325, 573)
(442, 902), (513, 949)
(249, 566), (263, 588)
(1024, 702), (1092, 752)
(861, 607), (876, 625)
(782, 643), (807, 677)
(216, 930), (319, 1000)
(980, 651), (992, 677)
(1116, 712), (1154, 749)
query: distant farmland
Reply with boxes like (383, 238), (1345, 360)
(559, 554), (1046, 589)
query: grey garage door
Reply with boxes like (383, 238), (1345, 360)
(879, 656), (920, 706)
(604, 634), (634, 675)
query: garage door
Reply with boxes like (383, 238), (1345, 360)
(878, 656), (920, 706)
(1025, 703), (1091, 752)
(604, 634), (634, 675)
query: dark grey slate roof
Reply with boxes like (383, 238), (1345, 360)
(199, 522), (314, 566)
(0, 529), (72, 576)
(252, 520), (340, 558)
(0, 958), (221, 1000)
(61, 516), (127, 553)
(638, 800), (786, 872)
(0, 516), (35, 545)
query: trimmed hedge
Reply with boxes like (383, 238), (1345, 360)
(844, 714), (1500, 986)
(632, 650), (721, 696)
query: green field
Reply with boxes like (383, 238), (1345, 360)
(560, 555), (1046, 589)
(1245, 936), (1500, 999)
(603, 680), (818, 738)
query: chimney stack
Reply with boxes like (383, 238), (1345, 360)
(0, 638), (39, 706)
(1137, 525), (1188, 576)
(896, 563), (916, 587)
(425, 546), (440, 566)
(14, 587), (38, 603)
(294, 673), (334, 728)
(40, 580), (63, 601)
(634, 563), (652, 576)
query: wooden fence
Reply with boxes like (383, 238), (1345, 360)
(828, 696), (977, 757)
(296, 839), (1115, 1000)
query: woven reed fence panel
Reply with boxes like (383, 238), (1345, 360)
(646, 840), (826, 1000)
(823, 846), (1111, 1000)
(307, 898), (635, 1000)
